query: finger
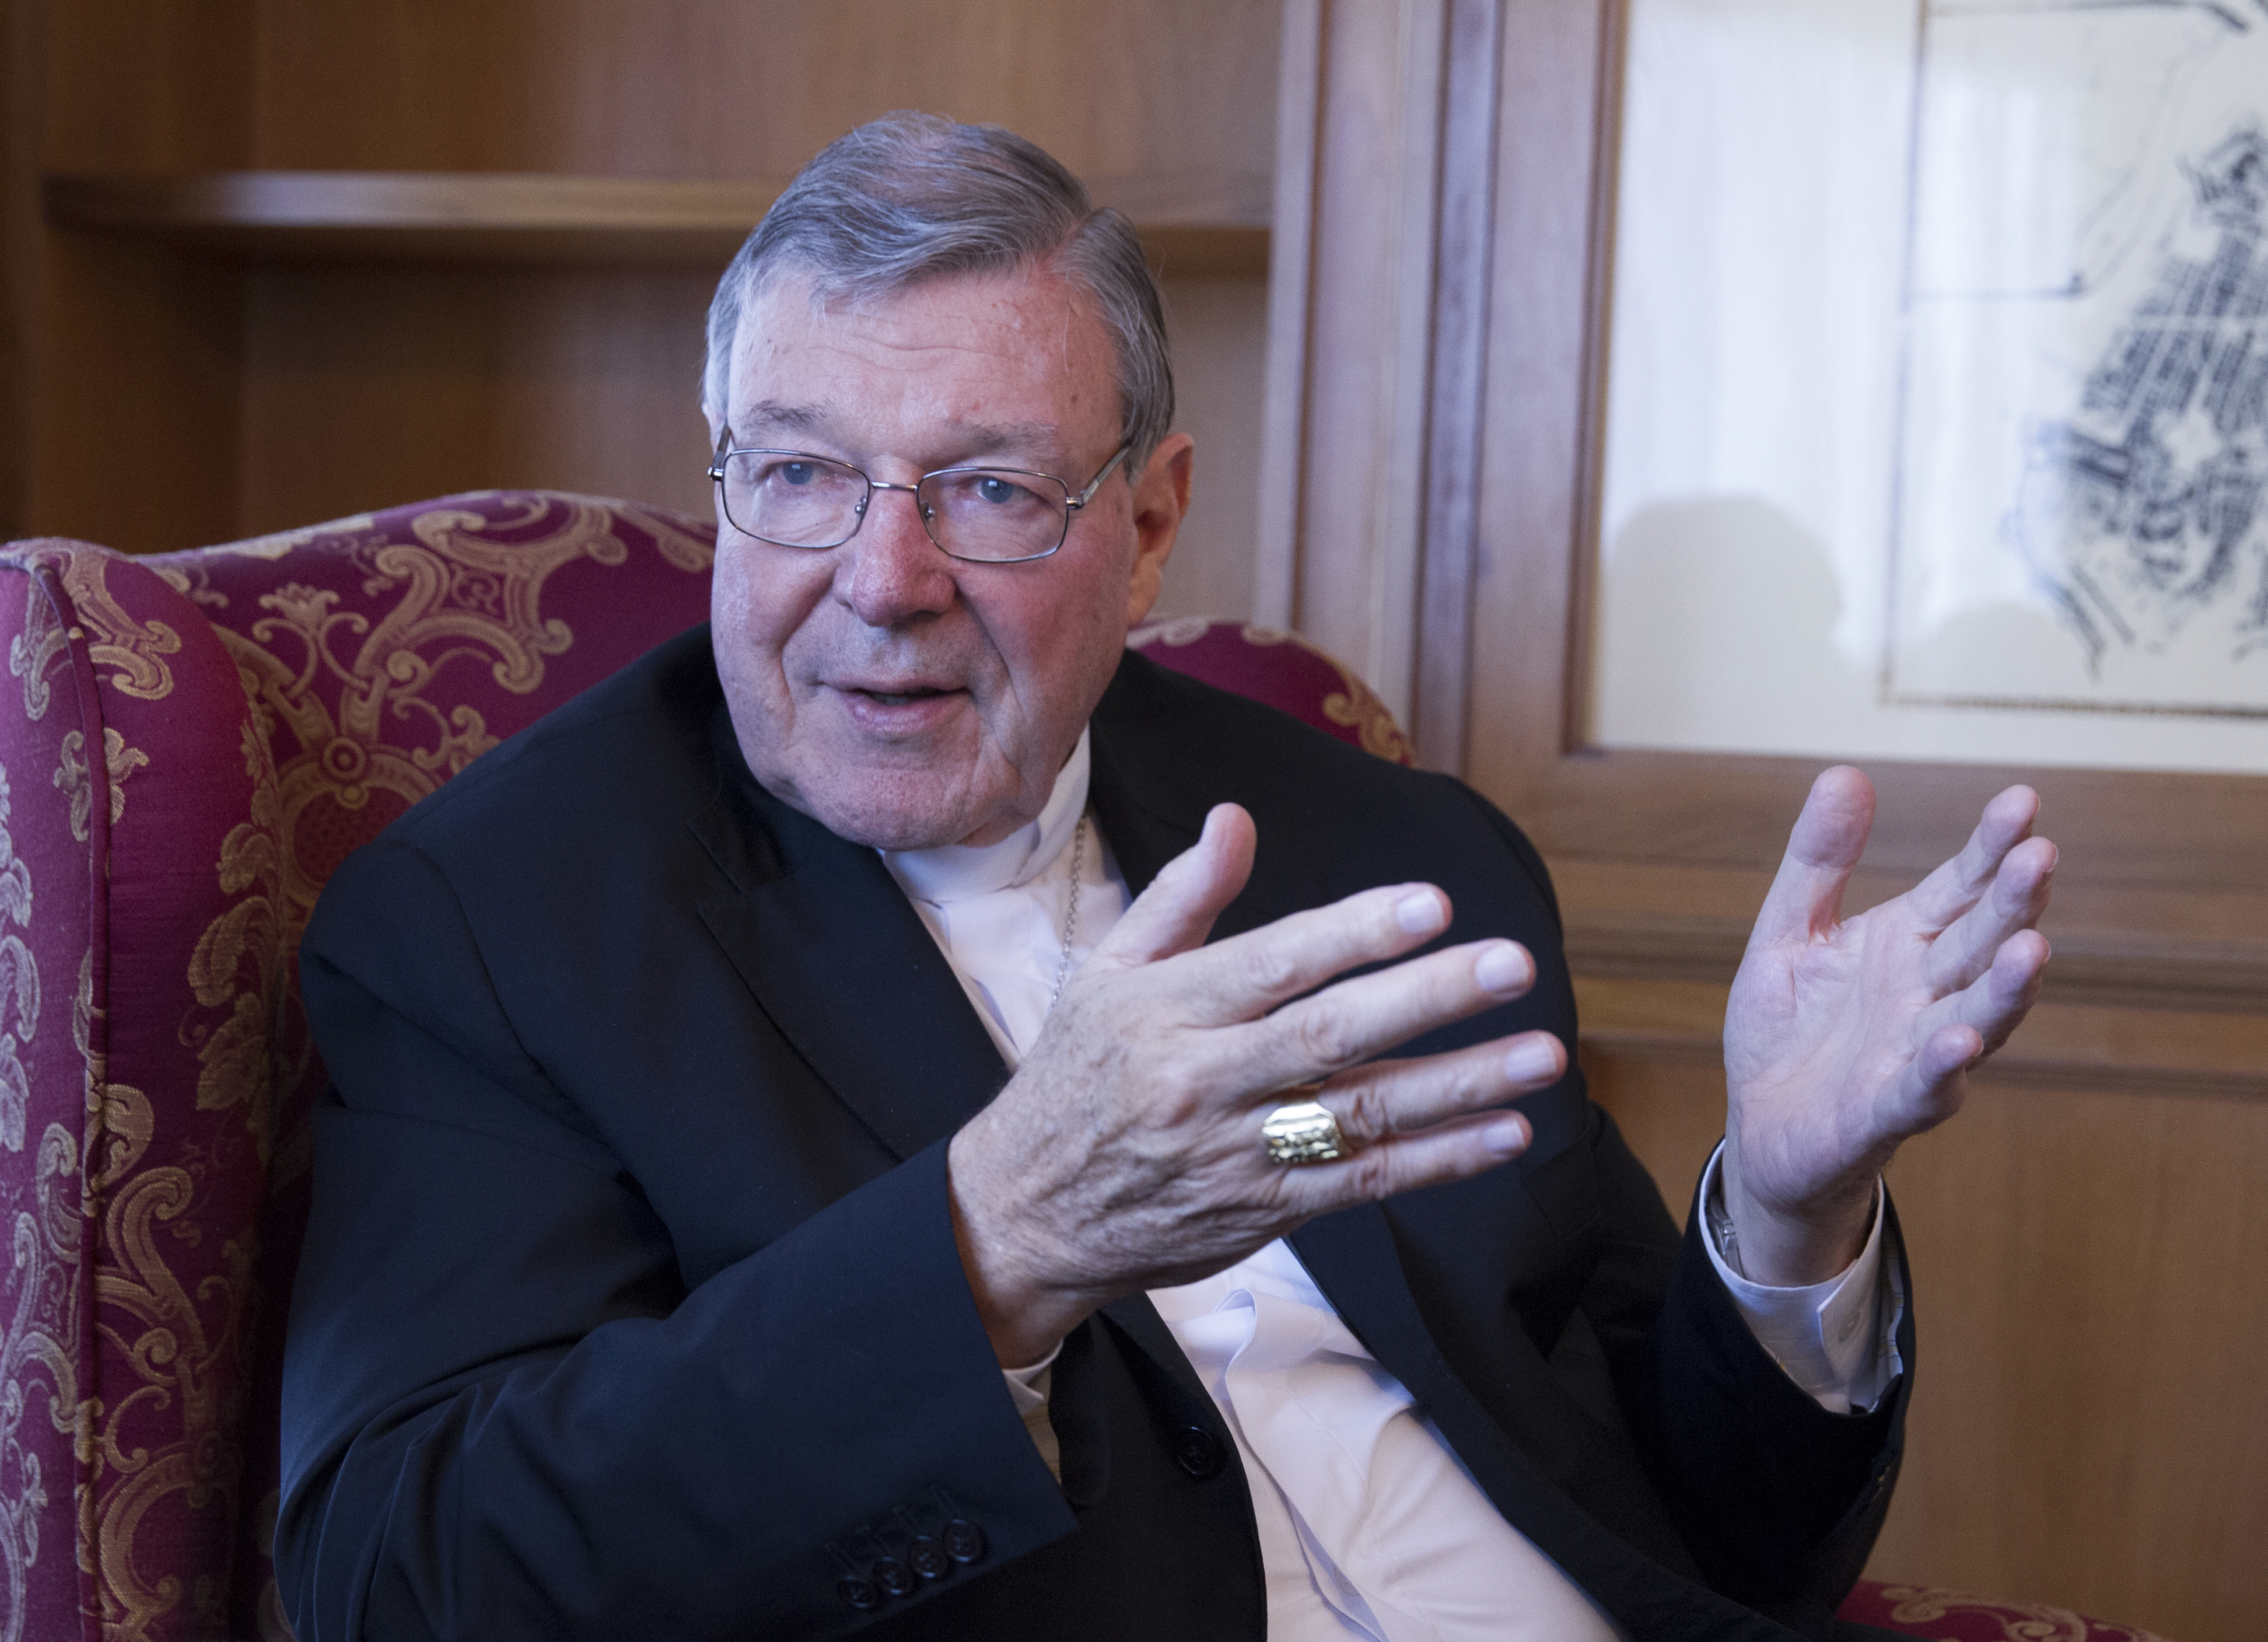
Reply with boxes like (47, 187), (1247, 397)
(1312, 1030), (1567, 1147)
(1902, 784), (2042, 931)
(1871, 1021), (1985, 1140)
(1100, 803), (1257, 965)
(1916, 927), (2050, 1057)
(1158, 878), (1460, 1028)
(1923, 834), (2057, 993)
(1269, 1107), (1534, 1218)
(1223, 937), (1536, 1088)
(1748, 766), (1875, 950)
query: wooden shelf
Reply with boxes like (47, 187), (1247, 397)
(42, 170), (1272, 277)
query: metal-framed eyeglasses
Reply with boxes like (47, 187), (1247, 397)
(707, 431), (1133, 564)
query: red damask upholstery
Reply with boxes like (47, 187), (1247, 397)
(0, 493), (713, 1641)
(0, 526), (2147, 1642)
(1127, 616), (1416, 765)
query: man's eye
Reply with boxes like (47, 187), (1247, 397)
(778, 462), (819, 487)
(975, 475), (1028, 506)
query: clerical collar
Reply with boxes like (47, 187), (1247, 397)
(881, 729), (1091, 904)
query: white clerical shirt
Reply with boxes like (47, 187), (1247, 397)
(880, 732), (1902, 1642)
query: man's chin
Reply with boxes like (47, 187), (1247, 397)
(766, 771), (1027, 853)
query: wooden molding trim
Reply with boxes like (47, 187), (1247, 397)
(1565, 908), (2268, 1015)
(43, 169), (1272, 274)
(1573, 977), (2268, 1101)
(1409, 0), (1504, 775)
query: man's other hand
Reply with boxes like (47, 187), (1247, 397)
(1721, 767), (2056, 1287)
(946, 802), (1565, 1367)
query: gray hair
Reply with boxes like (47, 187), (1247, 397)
(701, 112), (1174, 473)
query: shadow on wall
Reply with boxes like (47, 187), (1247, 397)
(1592, 495), (2077, 754)
(1592, 494), (1871, 751)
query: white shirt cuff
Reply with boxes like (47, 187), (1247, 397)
(1698, 1143), (1905, 1414)
(1002, 1344), (1065, 1480)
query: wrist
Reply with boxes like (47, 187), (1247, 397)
(946, 1129), (1098, 1367)
(1717, 1147), (1877, 1287)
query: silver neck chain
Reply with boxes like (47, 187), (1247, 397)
(1048, 816), (1088, 1009)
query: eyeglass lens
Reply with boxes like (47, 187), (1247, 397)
(719, 453), (1071, 561)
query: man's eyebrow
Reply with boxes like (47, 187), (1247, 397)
(954, 421), (1061, 461)
(726, 408), (1072, 464)
(732, 400), (826, 439)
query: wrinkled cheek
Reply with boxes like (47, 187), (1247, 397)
(714, 553), (822, 700)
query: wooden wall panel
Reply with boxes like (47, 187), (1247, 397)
(232, 265), (1269, 564)
(24, 0), (259, 551)
(233, 264), (716, 537)
(17, 1), (1284, 553)
(247, 0), (1284, 183)
(1256, 0), (1451, 728)
(1581, 974), (2268, 1642)
(1152, 277), (1268, 623)
(1, 0), (38, 540)
(41, 0), (257, 172)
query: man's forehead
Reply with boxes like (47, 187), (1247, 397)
(737, 268), (1097, 364)
(727, 269), (1118, 455)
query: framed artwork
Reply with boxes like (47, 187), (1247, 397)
(1588, 0), (2268, 775)
(1457, 0), (2268, 998)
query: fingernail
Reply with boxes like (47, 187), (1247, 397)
(1395, 890), (1446, 935)
(1503, 1038), (1560, 1082)
(1475, 943), (1530, 993)
(1483, 1116), (1528, 1156)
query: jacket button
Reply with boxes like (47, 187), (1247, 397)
(871, 1554), (916, 1598)
(836, 1575), (881, 1611)
(1173, 1426), (1226, 1479)
(941, 1518), (987, 1564)
(905, 1533), (951, 1581)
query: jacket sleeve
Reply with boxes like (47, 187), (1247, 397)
(1467, 788), (1909, 1631)
(278, 839), (1073, 1642)
(1561, 1100), (1910, 1629)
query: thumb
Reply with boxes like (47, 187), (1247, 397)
(1748, 766), (1875, 951)
(1101, 803), (1257, 965)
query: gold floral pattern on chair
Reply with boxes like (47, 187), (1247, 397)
(78, 945), (257, 1642)
(0, 506), (715, 1642)
(0, 767), (36, 1154)
(1873, 1584), (2172, 1642)
(3, 552), (180, 721)
(0, 1120), (85, 1642)
(56, 729), (149, 846)
(1317, 670), (1416, 765)
(186, 701), (289, 1155)
(206, 496), (706, 938)
(0, 757), (65, 1642)
(1128, 617), (1418, 766)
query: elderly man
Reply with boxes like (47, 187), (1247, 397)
(279, 116), (2054, 1642)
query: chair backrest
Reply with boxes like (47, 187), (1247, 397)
(0, 492), (713, 1642)
(0, 500), (1410, 1641)
(1127, 617), (1416, 766)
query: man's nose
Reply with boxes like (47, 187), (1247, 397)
(838, 484), (958, 627)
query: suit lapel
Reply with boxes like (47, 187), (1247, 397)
(690, 715), (1009, 1162)
(1291, 1208), (1800, 1642)
(1096, 661), (1798, 1641)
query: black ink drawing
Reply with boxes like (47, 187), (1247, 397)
(2013, 125), (2268, 670)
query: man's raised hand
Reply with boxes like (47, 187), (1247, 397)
(1721, 767), (2056, 1286)
(946, 802), (1566, 1367)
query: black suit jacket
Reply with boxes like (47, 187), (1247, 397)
(279, 627), (1910, 1642)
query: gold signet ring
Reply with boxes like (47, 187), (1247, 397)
(1262, 1086), (1349, 1165)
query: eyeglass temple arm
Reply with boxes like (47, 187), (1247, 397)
(1064, 443), (1133, 512)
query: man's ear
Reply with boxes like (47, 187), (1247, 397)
(1124, 431), (1195, 627)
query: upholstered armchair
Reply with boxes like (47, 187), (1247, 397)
(0, 494), (712, 1640)
(0, 494), (2148, 1642)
